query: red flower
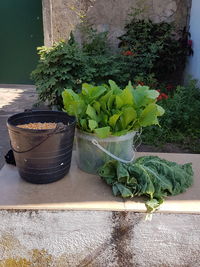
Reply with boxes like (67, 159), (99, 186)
(161, 93), (169, 99)
(166, 84), (174, 91)
(137, 81), (144, 86)
(123, 50), (134, 56)
(157, 92), (168, 101)
(188, 40), (193, 47)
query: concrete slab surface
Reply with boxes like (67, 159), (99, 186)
(0, 84), (37, 113)
(0, 152), (199, 214)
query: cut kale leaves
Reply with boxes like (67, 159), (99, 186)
(98, 156), (194, 212)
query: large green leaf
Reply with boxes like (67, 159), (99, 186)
(108, 80), (122, 94)
(94, 126), (111, 138)
(86, 104), (98, 121)
(109, 113), (121, 129)
(93, 101), (101, 114)
(139, 103), (164, 127)
(107, 95), (116, 110)
(88, 120), (98, 131)
(99, 90), (113, 111)
(100, 113), (109, 125)
(62, 89), (85, 116)
(115, 183), (133, 198)
(156, 104), (165, 116)
(99, 156), (194, 213)
(132, 86), (159, 108)
(118, 82), (134, 106)
(115, 95), (124, 109)
(80, 119), (87, 131)
(121, 107), (137, 128)
(82, 83), (107, 102)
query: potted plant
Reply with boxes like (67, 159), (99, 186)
(62, 80), (164, 173)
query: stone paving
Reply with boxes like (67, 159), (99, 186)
(0, 84), (37, 169)
(0, 84), (37, 113)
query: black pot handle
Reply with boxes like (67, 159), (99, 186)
(10, 123), (67, 154)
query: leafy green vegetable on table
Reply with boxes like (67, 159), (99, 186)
(62, 80), (164, 138)
(98, 156), (194, 213)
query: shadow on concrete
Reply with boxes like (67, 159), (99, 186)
(0, 84), (37, 114)
(0, 114), (11, 169)
(0, 84), (37, 169)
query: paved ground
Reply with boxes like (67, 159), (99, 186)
(0, 84), (37, 169)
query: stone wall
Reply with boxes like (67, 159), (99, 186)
(0, 210), (200, 266)
(42, 0), (192, 47)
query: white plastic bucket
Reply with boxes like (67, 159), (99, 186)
(76, 129), (136, 174)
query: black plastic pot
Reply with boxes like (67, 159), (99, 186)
(7, 110), (76, 184)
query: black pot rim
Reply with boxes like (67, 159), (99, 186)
(7, 110), (76, 133)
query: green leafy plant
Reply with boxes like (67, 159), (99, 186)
(31, 16), (191, 110)
(142, 79), (200, 152)
(118, 15), (190, 82)
(31, 40), (92, 108)
(99, 156), (193, 213)
(31, 34), (122, 109)
(81, 24), (110, 55)
(62, 80), (164, 138)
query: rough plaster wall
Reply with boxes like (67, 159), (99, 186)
(42, 0), (192, 47)
(50, 0), (96, 43)
(0, 210), (200, 266)
(42, 0), (53, 46)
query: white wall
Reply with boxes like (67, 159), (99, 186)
(186, 0), (200, 83)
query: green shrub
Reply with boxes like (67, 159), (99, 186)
(31, 30), (157, 108)
(31, 41), (89, 108)
(31, 17), (190, 109)
(118, 17), (189, 81)
(142, 79), (200, 152)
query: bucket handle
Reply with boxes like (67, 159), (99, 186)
(91, 139), (135, 164)
(10, 124), (65, 154)
(11, 132), (54, 154)
(91, 129), (142, 164)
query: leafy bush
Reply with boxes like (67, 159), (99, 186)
(31, 17), (190, 109)
(118, 17), (190, 81)
(31, 33), (125, 108)
(142, 79), (200, 152)
(31, 41), (90, 108)
(81, 26), (110, 55)
(31, 32), (158, 108)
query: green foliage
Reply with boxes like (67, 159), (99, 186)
(118, 16), (189, 81)
(98, 156), (194, 212)
(31, 40), (91, 108)
(31, 16), (190, 110)
(142, 79), (200, 152)
(62, 80), (164, 138)
(31, 33), (122, 108)
(31, 27), (156, 109)
(81, 25), (110, 55)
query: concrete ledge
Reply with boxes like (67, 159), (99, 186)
(0, 152), (199, 214)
